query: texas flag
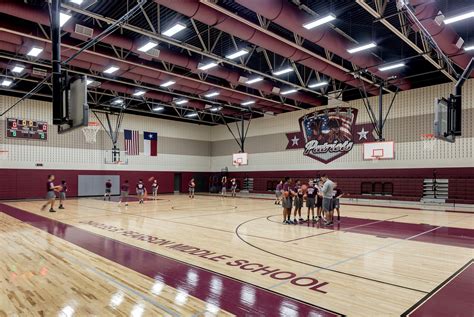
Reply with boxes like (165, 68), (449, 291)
(143, 131), (157, 156)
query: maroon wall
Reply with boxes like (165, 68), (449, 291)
(228, 167), (474, 203)
(0, 169), (210, 200)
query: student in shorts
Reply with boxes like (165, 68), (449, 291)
(230, 178), (237, 197)
(315, 179), (323, 221)
(136, 179), (146, 204)
(306, 180), (317, 222)
(41, 174), (62, 213)
(118, 180), (129, 206)
(293, 179), (304, 223)
(281, 177), (295, 224)
(275, 180), (283, 205)
(151, 179), (159, 199)
(104, 179), (112, 201)
(333, 183), (344, 222)
(221, 176), (227, 196)
(319, 175), (335, 226)
(58, 180), (67, 209)
(189, 178), (195, 198)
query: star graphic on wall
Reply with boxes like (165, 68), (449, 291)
(357, 128), (369, 140)
(291, 135), (300, 146)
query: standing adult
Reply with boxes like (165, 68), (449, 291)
(319, 175), (335, 226)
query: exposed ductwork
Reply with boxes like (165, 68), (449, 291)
(0, 0), (322, 106)
(153, 0), (383, 95)
(0, 26), (289, 114)
(409, 0), (474, 77)
(234, 0), (410, 90)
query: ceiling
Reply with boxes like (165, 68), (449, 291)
(0, 0), (473, 125)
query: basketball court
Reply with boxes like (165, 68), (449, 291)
(0, 0), (473, 316)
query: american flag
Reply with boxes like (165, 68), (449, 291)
(124, 129), (139, 155)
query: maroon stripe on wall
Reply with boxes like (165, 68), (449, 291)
(402, 260), (474, 317)
(0, 204), (341, 317)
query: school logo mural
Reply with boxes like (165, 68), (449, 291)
(285, 108), (375, 164)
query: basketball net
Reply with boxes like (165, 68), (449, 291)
(421, 133), (436, 152)
(82, 122), (101, 143)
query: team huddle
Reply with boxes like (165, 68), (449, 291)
(275, 175), (343, 226)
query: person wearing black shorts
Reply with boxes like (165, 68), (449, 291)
(189, 178), (195, 198)
(136, 179), (146, 204)
(315, 179), (323, 221)
(306, 180), (317, 222)
(293, 179), (304, 223)
(104, 179), (112, 201)
(333, 183), (344, 222)
(281, 177), (295, 224)
(58, 180), (67, 209)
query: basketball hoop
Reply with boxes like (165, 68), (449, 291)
(82, 122), (101, 143)
(421, 133), (436, 152)
(233, 157), (243, 168)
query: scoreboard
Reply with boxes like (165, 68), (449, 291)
(6, 118), (48, 140)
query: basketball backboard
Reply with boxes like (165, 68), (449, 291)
(233, 152), (248, 166)
(363, 141), (394, 160)
(58, 75), (89, 133)
(434, 97), (455, 143)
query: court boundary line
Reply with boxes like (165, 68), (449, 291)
(235, 214), (429, 294)
(401, 259), (474, 317)
(0, 203), (344, 317)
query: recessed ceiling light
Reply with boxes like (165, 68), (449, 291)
(241, 100), (255, 106)
(1, 79), (13, 87)
(111, 98), (124, 105)
(303, 13), (336, 29)
(137, 40), (158, 53)
(175, 99), (188, 105)
(281, 88), (298, 95)
(347, 42), (377, 54)
(27, 47), (43, 57)
(186, 112), (199, 118)
(133, 90), (146, 96)
(272, 67), (293, 76)
(308, 81), (328, 88)
(152, 106), (164, 112)
(162, 22), (187, 37)
(225, 49), (249, 60)
(204, 92), (219, 98)
(379, 62), (405, 71)
(104, 66), (119, 74)
(444, 11), (474, 24)
(160, 80), (175, 88)
(59, 12), (72, 27)
(245, 77), (263, 84)
(198, 62), (218, 71)
(12, 65), (25, 74)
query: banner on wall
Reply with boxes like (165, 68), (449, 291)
(143, 131), (158, 156)
(285, 108), (375, 164)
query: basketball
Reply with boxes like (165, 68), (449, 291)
(301, 184), (308, 193)
(148, 176), (155, 182)
(303, 194), (307, 200)
(283, 191), (289, 198)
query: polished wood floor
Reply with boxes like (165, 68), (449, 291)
(0, 195), (473, 316)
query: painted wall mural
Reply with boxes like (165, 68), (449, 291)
(285, 108), (375, 163)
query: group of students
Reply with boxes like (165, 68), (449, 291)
(275, 174), (343, 226)
(41, 175), (160, 212)
(188, 176), (238, 199)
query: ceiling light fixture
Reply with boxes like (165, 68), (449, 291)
(1, 79), (13, 87)
(308, 81), (328, 88)
(347, 42), (377, 54)
(175, 99), (188, 105)
(137, 40), (158, 53)
(27, 47), (43, 57)
(11, 65), (25, 74)
(59, 12), (72, 27)
(185, 112), (199, 118)
(152, 106), (164, 112)
(210, 106), (222, 112)
(204, 92), (219, 98)
(111, 98), (124, 105)
(162, 22), (187, 37)
(464, 45), (474, 51)
(281, 88), (298, 95)
(104, 65), (119, 74)
(379, 62), (405, 71)
(198, 62), (218, 71)
(225, 49), (249, 60)
(444, 11), (474, 24)
(245, 77), (263, 84)
(272, 67), (293, 76)
(160, 80), (175, 88)
(241, 100), (255, 106)
(133, 90), (146, 97)
(303, 13), (336, 29)
(69, 0), (84, 4)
